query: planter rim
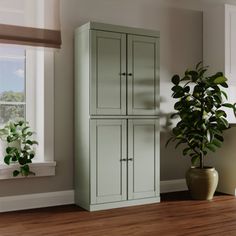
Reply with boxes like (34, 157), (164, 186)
(190, 166), (216, 171)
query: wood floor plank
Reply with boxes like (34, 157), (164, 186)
(0, 192), (235, 235)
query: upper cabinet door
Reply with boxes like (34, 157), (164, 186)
(90, 30), (127, 115)
(127, 35), (160, 115)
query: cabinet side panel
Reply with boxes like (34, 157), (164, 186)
(203, 6), (225, 75)
(74, 29), (90, 208)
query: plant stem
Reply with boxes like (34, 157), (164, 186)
(200, 88), (205, 169)
(199, 151), (204, 169)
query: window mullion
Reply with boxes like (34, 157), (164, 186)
(0, 102), (26, 105)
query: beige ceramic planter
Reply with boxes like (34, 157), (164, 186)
(186, 167), (218, 200)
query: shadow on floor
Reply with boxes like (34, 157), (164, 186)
(161, 191), (229, 202)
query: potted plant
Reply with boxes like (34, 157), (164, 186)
(0, 120), (38, 177)
(166, 62), (236, 200)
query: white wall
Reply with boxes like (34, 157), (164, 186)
(58, 0), (202, 181)
(159, 0), (236, 11)
(0, 0), (207, 197)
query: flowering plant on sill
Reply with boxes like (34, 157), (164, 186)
(0, 120), (38, 177)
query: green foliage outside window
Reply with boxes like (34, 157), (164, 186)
(0, 91), (25, 124)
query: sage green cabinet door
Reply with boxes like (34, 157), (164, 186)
(128, 119), (159, 200)
(127, 35), (160, 115)
(90, 30), (127, 115)
(90, 119), (127, 204)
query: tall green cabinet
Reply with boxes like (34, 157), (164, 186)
(75, 22), (160, 211)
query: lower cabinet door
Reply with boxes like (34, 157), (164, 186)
(128, 119), (160, 200)
(90, 119), (127, 204)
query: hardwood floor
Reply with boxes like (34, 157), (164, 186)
(0, 191), (236, 236)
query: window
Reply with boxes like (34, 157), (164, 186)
(0, 44), (56, 178)
(0, 45), (26, 125)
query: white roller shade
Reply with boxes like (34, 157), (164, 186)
(0, 0), (61, 48)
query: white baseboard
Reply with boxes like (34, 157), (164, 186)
(0, 179), (187, 212)
(0, 190), (75, 213)
(160, 179), (187, 193)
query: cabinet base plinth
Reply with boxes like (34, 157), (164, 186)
(76, 197), (160, 212)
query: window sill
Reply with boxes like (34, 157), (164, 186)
(0, 161), (56, 180)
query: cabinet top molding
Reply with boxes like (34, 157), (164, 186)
(76, 21), (160, 37)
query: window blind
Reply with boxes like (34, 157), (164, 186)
(0, 0), (61, 48)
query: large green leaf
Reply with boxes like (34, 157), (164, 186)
(174, 101), (183, 110)
(181, 76), (191, 81)
(222, 103), (235, 109)
(172, 75), (180, 85)
(196, 61), (203, 70)
(211, 139), (222, 148)
(13, 170), (20, 177)
(221, 82), (229, 88)
(213, 94), (222, 104)
(183, 147), (191, 156)
(165, 137), (174, 148)
(191, 155), (199, 165)
(213, 76), (227, 84)
(218, 117), (229, 128)
(173, 91), (185, 98)
(215, 134), (224, 142)
(215, 110), (226, 118)
(188, 71), (199, 82)
(209, 116), (217, 122)
(199, 69), (207, 77)
(184, 86), (190, 93)
(221, 90), (228, 100)
(172, 127), (181, 136)
(18, 157), (27, 165)
(6, 146), (18, 154)
(4, 155), (11, 165)
(206, 144), (216, 152)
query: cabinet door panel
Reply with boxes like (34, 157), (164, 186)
(90, 120), (127, 204)
(90, 30), (126, 115)
(128, 119), (159, 200)
(127, 35), (160, 115)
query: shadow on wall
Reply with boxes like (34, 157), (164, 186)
(133, 5), (203, 181)
(133, 3), (203, 74)
(158, 6), (203, 181)
(65, 0), (203, 182)
(159, 96), (191, 181)
(204, 126), (236, 195)
(160, 101), (236, 183)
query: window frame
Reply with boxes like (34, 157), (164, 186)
(0, 46), (56, 179)
(0, 47), (27, 125)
